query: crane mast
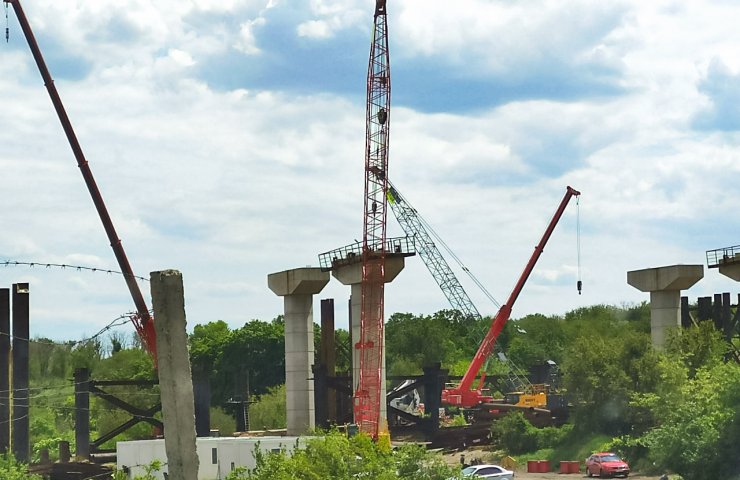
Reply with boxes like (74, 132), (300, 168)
(5, 0), (156, 356)
(442, 186), (580, 407)
(355, 0), (391, 438)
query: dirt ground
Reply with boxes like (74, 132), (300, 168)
(512, 473), (660, 480)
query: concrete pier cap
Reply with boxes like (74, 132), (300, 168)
(331, 256), (405, 285)
(627, 264), (704, 293)
(627, 264), (704, 349)
(268, 267), (330, 296)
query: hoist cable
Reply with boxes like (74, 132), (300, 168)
(576, 195), (582, 294)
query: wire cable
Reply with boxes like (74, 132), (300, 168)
(0, 260), (148, 282)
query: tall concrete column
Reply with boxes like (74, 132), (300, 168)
(151, 270), (199, 480)
(0, 288), (9, 454)
(628, 265), (703, 349)
(319, 299), (337, 423)
(268, 268), (330, 435)
(332, 257), (405, 429)
(12, 283), (30, 463)
(74, 368), (90, 460)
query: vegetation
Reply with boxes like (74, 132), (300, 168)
(0, 453), (42, 479)
(223, 430), (459, 480)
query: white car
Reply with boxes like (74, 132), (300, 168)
(460, 464), (515, 479)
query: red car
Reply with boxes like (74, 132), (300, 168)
(585, 452), (630, 478)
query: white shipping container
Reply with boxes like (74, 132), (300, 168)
(116, 436), (304, 479)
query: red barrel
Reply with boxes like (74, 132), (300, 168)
(559, 461), (570, 474)
(537, 460), (550, 473)
(568, 461), (580, 474)
(527, 460), (538, 473)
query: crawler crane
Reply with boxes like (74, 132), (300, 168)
(5, 0), (156, 356)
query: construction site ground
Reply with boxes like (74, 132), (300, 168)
(440, 448), (663, 480)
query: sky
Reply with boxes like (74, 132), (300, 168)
(1, 0), (739, 343)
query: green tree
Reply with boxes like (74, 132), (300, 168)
(562, 329), (660, 434)
(249, 384), (287, 430)
(194, 319), (285, 410)
(190, 320), (232, 369)
(665, 321), (727, 377)
(504, 313), (567, 368)
(385, 311), (474, 375)
(638, 361), (740, 479)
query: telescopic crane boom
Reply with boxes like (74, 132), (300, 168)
(442, 186), (580, 408)
(5, 0), (156, 357)
(386, 181), (532, 391)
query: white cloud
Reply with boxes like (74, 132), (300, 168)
(393, 0), (630, 78)
(235, 17), (266, 54)
(2, 0), (740, 343)
(297, 0), (365, 39)
(168, 48), (196, 67)
(297, 20), (332, 39)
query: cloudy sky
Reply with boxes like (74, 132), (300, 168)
(1, 0), (739, 342)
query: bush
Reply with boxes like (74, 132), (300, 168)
(0, 454), (42, 480)
(536, 424), (573, 449)
(490, 412), (539, 454)
(224, 430), (459, 479)
(490, 413), (572, 454)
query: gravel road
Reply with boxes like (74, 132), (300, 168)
(513, 473), (661, 479)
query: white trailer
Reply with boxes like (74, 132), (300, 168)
(116, 436), (304, 479)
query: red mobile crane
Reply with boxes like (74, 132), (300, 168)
(442, 186), (581, 408)
(5, 0), (157, 357)
(354, 0), (392, 439)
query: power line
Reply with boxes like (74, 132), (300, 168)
(0, 310), (149, 349)
(0, 260), (148, 282)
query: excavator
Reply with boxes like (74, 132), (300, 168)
(441, 186), (580, 419)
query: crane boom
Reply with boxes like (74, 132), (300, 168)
(387, 182), (483, 319)
(386, 181), (532, 391)
(355, 0), (391, 438)
(5, 0), (156, 356)
(442, 186), (580, 407)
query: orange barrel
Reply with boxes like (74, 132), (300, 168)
(538, 460), (551, 473)
(559, 461), (570, 474)
(527, 461), (539, 473)
(569, 461), (580, 474)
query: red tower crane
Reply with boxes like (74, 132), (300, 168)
(354, 0), (392, 438)
(442, 186), (581, 408)
(5, 0), (157, 357)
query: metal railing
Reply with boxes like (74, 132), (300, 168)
(318, 236), (415, 271)
(706, 245), (740, 268)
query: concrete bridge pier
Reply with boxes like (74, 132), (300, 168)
(628, 264), (703, 349)
(268, 268), (330, 435)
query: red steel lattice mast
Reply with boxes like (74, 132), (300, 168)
(354, 0), (391, 438)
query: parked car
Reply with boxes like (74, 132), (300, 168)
(585, 452), (630, 478)
(459, 464), (515, 479)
